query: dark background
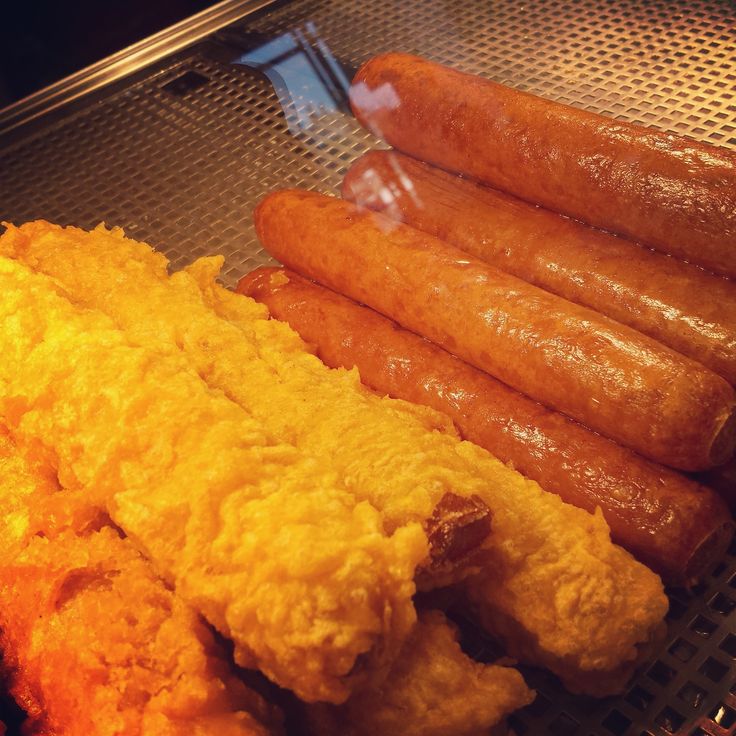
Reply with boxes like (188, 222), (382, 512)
(0, 0), (218, 107)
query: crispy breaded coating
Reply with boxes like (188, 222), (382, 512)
(0, 221), (483, 588)
(0, 427), (109, 558)
(0, 221), (668, 695)
(0, 429), (281, 736)
(0, 256), (426, 704)
(308, 610), (533, 736)
(0, 528), (278, 736)
(196, 263), (670, 695)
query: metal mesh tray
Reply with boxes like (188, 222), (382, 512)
(1, 0), (735, 734)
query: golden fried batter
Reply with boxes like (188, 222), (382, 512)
(0, 428), (99, 555)
(0, 221), (484, 588)
(0, 429), (281, 735)
(0, 221), (668, 695)
(0, 529), (279, 736)
(307, 610), (533, 736)
(0, 256), (426, 704)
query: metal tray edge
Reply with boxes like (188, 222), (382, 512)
(0, 0), (280, 137)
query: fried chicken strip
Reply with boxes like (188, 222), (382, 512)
(0, 222), (668, 696)
(0, 428), (281, 736)
(1, 220), (488, 589)
(0, 428), (102, 556)
(0, 256), (426, 704)
(196, 253), (669, 696)
(307, 610), (534, 736)
(1, 529), (280, 736)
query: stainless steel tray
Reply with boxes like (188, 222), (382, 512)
(1, 1), (734, 734)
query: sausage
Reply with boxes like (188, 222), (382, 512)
(238, 266), (734, 585)
(254, 189), (736, 471)
(695, 459), (736, 515)
(350, 53), (736, 278)
(343, 150), (736, 386)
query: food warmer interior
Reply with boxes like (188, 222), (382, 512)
(0, 0), (736, 736)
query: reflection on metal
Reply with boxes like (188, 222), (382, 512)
(1, 0), (735, 734)
(235, 21), (351, 133)
(0, 0), (279, 136)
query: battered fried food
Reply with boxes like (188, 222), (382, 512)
(0, 429), (282, 735)
(1, 220), (489, 589)
(0, 255), (426, 704)
(307, 610), (533, 736)
(0, 427), (104, 556)
(195, 248), (670, 696)
(0, 529), (279, 736)
(0, 222), (668, 696)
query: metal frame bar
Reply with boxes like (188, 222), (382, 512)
(0, 0), (280, 135)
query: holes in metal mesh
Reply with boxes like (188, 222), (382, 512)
(708, 702), (736, 728)
(709, 592), (736, 617)
(161, 70), (210, 96)
(648, 661), (677, 687)
(698, 656), (729, 682)
(719, 633), (736, 658)
(1, 2), (735, 736)
(655, 706), (686, 733)
(626, 685), (655, 712)
(670, 638), (698, 663)
(691, 614), (719, 638)
(678, 681), (707, 709)
(601, 709), (632, 735)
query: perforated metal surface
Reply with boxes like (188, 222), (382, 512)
(1, 0), (735, 734)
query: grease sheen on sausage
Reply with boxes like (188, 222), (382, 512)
(343, 150), (736, 385)
(238, 266), (734, 585)
(254, 189), (736, 472)
(350, 53), (736, 278)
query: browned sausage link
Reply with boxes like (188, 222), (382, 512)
(350, 53), (736, 278)
(238, 266), (733, 585)
(343, 150), (736, 386)
(253, 189), (736, 472)
(696, 459), (736, 515)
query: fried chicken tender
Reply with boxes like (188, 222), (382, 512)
(0, 256), (426, 704)
(0, 221), (487, 588)
(0, 529), (280, 736)
(196, 262), (670, 696)
(0, 222), (668, 695)
(0, 428), (99, 554)
(0, 429), (281, 736)
(307, 610), (534, 736)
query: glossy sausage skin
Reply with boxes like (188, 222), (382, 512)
(254, 189), (736, 471)
(343, 150), (736, 386)
(238, 266), (733, 586)
(350, 53), (736, 278)
(696, 459), (736, 515)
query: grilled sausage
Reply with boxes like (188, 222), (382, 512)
(239, 266), (733, 585)
(350, 53), (736, 278)
(696, 459), (736, 515)
(254, 189), (736, 471)
(343, 150), (736, 385)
